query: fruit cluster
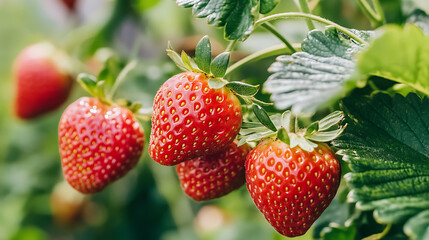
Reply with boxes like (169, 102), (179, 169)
(13, 36), (344, 238)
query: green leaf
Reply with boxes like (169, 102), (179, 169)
(357, 24), (429, 96)
(260, 0), (279, 14)
(77, 73), (97, 96)
(404, 210), (429, 240)
(407, 9), (429, 35)
(195, 35), (212, 73)
(320, 225), (357, 240)
(226, 82), (259, 96)
(252, 104), (277, 132)
(265, 28), (372, 112)
(176, 0), (279, 40)
(208, 78), (227, 89)
(277, 127), (290, 144)
(333, 93), (429, 238)
(134, 0), (161, 11)
(211, 52), (230, 78)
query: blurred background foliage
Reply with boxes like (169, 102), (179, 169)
(0, 0), (427, 239)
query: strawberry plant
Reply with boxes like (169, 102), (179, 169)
(3, 0), (429, 239)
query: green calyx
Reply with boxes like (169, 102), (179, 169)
(167, 36), (261, 100)
(77, 57), (143, 114)
(239, 109), (346, 152)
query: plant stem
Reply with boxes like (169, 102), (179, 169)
(298, 0), (315, 30)
(255, 12), (368, 45)
(356, 0), (385, 27)
(225, 40), (238, 52)
(224, 43), (300, 77)
(261, 23), (296, 53)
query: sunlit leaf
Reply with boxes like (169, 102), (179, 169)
(358, 24), (429, 96)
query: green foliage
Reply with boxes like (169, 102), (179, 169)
(176, 0), (279, 40)
(320, 225), (357, 240)
(333, 93), (429, 239)
(407, 9), (429, 35)
(134, 0), (161, 11)
(210, 52), (230, 77)
(358, 24), (429, 96)
(195, 36), (212, 73)
(252, 104), (277, 132)
(265, 28), (371, 113)
(226, 82), (259, 97)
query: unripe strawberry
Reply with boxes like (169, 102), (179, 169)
(176, 141), (251, 201)
(246, 139), (341, 237)
(13, 42), (73, 119)
(149, 71), (242, 165)
(59, 97), (144, 194)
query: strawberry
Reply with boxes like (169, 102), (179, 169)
(13, 42), (73, 119)
(245, 139), (341, 237)
(176, 141), (251, 201)
(149, 71), (242, 165)
(58, 97), (144, 194)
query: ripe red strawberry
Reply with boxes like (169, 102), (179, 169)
(13, 42), (73, 119)
(245, 139), (341, 237)
(58, 97), (144, 194)
(176, 141), (251, 201)
(149, 71), (242, 165)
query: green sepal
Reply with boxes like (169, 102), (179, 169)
(97, 57), (120, 91)
(306, 128), (345, 142)
(181, 51), (195, 71)
(277, 127), (290, 144)
(252, 104), (277, 132)
(290, 134), (318, 152)
(226, 82), (259, 96)
(95, 81), (106, 100)
(77, 73), (98, 96)
(304, 121), (319, 137)
(211, 52), (230, 77)
(280, 111), (292, 130)
(251, 98), (274, 106)
(208, 78), (227, 89)
(318, 111), (344, 131)
(166, 43), (188, 71)
(195, 35), (212, 73)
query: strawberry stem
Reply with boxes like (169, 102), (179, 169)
(261, 23), (296, 53)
